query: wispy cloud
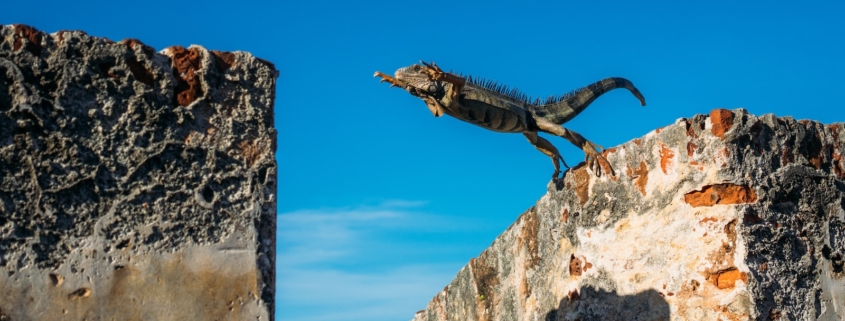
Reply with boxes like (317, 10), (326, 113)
(279, 264), (456, 321)
(376, 199), (430, 208)
(277, 200), (480, 321)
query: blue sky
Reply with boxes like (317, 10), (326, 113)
(6, 0), (845, 320)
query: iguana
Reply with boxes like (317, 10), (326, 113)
(374, 61), (646, 181)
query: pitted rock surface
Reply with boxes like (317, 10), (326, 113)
(0, 24), (277, 320)
(412, 109), (844, 321)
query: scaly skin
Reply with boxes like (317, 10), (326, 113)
(374, 61), (646, 181)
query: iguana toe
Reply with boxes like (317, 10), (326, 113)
(374, 71), (402, 88)
(584, 153), (615, 178)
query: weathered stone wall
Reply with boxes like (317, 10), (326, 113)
(0, 25), (277, 320)
(412, 109), (845, 320)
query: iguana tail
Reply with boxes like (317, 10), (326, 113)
(532, 77), (646, 125)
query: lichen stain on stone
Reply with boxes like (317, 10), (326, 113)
(724, 219), (737, 243)
(781, 146), (794, 165)
(211, 50), (237, 73)
(13, 24), (43, 55)
(601, 146), (618, 158)
(433, 294), (446, 321)
(674, 279), (702, 309)
(519, 271), (530, 299)
(829, 124), (841, 141)
(709, 268), (748, 289)
(833, 149), (845, 179)
(717, 148), (731, 168)
(684, 118), (703, 138)
(659, 142), (674, 174)
(121, 38), (155, 57)
(614, 220), (631, 234)
(169, 46), (205, 107)
(710, 109), (734, 139)
(470, 256), (498, 321)
(699, 217), (719, 224)
(237, 140), (267, 168)
(687, 141), (698, 157)
(101, 253), (261, 320)
(569, 254), (583, 277)
(582, 256), (593, 272)
(517, 208), (541, 269)
(626, 161), (648, 196)
(561, 208), (569, 224)
(701, 219), (742, 287)
(714, 304), (750, 321)
(684, 184), (757, 207)
(570, 165), (591, 205)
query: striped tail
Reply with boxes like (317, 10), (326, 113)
(534, 77), (646, 125)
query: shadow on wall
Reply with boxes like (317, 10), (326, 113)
(545, 286), (670, 321)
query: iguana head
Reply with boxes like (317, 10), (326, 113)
(374, 62), (452, 117)
(393, 64), (446, 99)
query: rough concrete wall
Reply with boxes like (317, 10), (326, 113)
(412, 109), (845, 321)
(0, 24), (277, 320)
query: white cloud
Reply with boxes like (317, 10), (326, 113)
(376, 199), (430, 208)
(278, 264), (457, 321)
(276, 200), (476, 321)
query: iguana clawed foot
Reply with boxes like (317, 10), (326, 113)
(583, 143), (615, 178)
(550, 157), (573, 185)
(373, 71), (403, 88)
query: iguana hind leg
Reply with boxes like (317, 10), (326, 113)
(523, 131), (569, 180)
(534, 118), (615, 177)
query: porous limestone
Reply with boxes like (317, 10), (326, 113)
(412, 109), (845, 321)
(0, 25), (277, 320)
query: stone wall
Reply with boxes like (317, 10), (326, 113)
(412, 109), (845, 320)
(0, 25), (277, 320)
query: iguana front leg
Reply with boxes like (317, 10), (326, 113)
(421, 96), (447, 117)
(419, 61), (466, 101)
(373, 71), (403, 88)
